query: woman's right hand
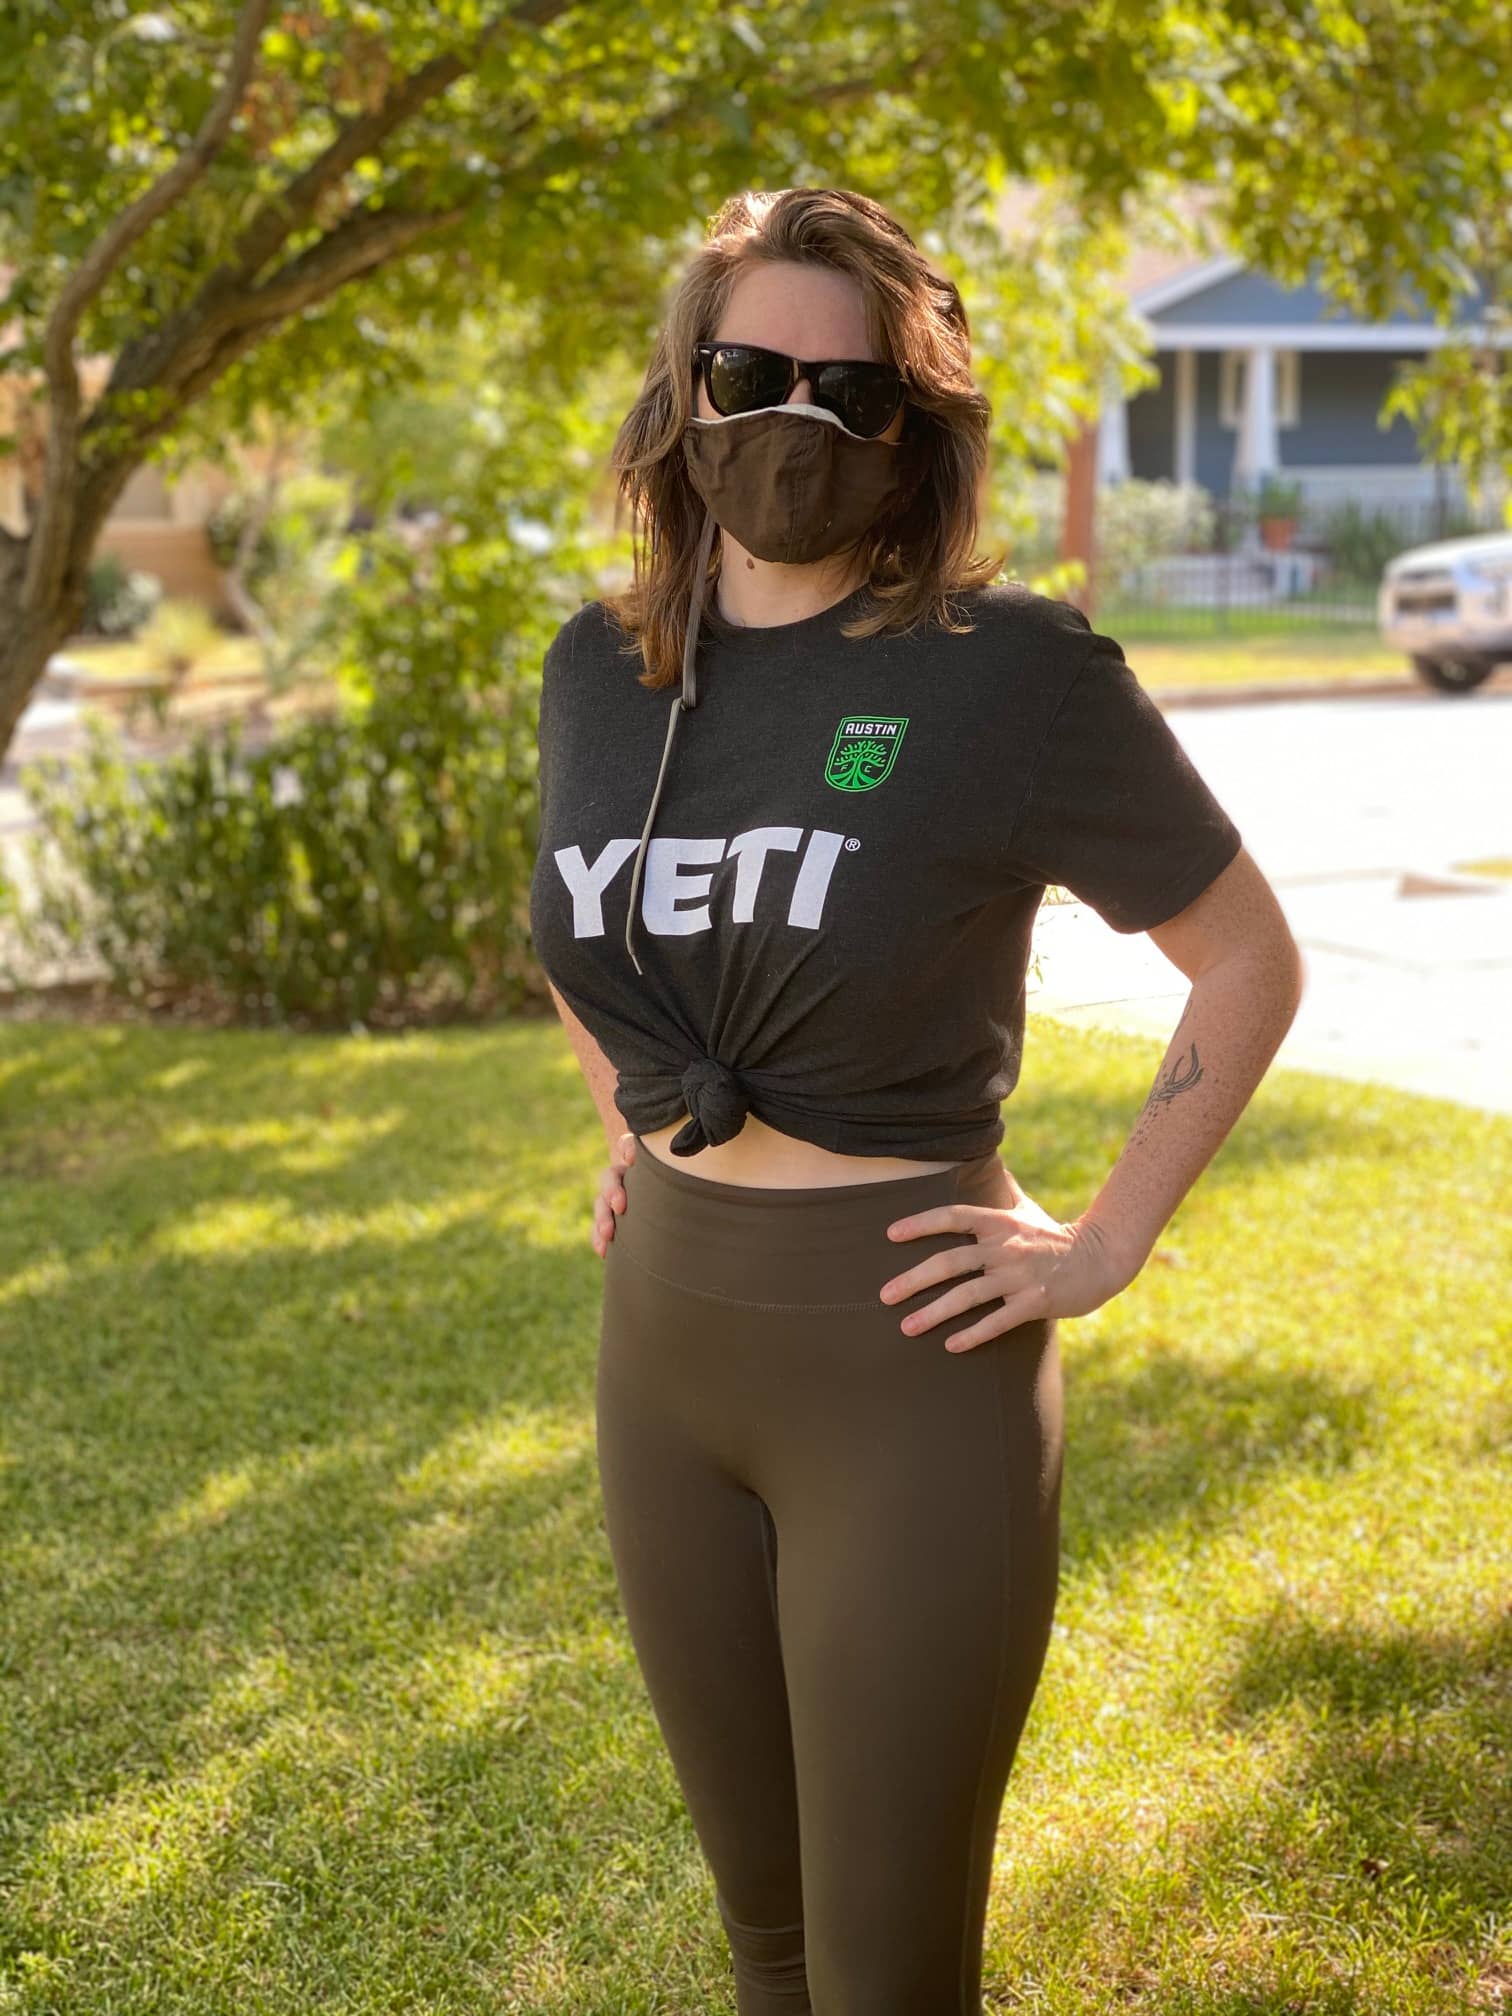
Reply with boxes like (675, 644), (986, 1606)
(593, 1131), (637, 1258)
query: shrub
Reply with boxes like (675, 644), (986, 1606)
(9, 533), (568, 1027)
(999, 475), (1217, 589)
(1095, 479), (1217, 587)
(80, 553), (163, 638)
(137, 597), (224, 680)
(1314, 499), (1484, 586)
(204, 493), (281, 592)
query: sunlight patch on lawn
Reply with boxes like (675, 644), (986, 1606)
(393, 1412), (594, 1508)
(151, 1181), (510, 1259)
(0, 1248), (72, 1307)
(163, 1108), (404, 1164)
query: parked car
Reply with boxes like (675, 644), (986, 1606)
(1378, 529), (1512, 692)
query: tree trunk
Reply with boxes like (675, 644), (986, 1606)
(0, 454), (138, 766)
(1059, 418), (1099, 619)
(0, 540), (84, 764)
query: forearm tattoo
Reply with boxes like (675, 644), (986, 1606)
(1145, 1042), (1204, 1106)
(1135, 998), (1206, 1119)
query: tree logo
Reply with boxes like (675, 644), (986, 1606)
(824, 714), (909, 792)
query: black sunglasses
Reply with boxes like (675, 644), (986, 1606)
(691, 340), (906, 440)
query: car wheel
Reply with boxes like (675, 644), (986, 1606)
(1410, 654), (1496, 693)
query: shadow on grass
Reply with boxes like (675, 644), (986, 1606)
(989, 1605), (1510, 2015)
(1, 1013), (1506, 2010)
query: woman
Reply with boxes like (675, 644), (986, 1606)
(529, 186), (1303, 2015)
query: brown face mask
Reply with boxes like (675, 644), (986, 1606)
(680, 400), (926, 565)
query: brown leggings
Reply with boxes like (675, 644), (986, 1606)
(596, 1137), (1064, 2015)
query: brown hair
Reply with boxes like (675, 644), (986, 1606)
(602, 186), (1006, 692)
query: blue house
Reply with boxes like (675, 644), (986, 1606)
(1097, 253), (1499, 528)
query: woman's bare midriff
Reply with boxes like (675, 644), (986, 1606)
(636, 1110), (959, 1188)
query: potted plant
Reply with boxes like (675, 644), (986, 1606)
(1256, 476), (1304, 551)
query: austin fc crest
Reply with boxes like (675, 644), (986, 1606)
(824, 714), (909, 792)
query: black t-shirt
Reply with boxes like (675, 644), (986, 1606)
(528, 579), (1243, 1160)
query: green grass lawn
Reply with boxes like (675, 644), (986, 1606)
(60, 635), (266, 682)
(1, 1012), (1508, 2014)
(60, 620), (1415, 696)
(62, 618), (1416, 695)
(1102, 619), (1409, 691)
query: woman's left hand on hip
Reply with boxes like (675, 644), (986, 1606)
(878, 1166), (1126, 1351)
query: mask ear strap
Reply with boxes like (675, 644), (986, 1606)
(623, 504), (718, 976)
(682, 503), (717, 709)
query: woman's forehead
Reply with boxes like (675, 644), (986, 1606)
(715, 261), (875, 356)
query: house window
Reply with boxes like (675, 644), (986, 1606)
(1219, 349), (1299, 429)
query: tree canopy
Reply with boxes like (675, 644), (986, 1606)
(1, 0), (1507, 756)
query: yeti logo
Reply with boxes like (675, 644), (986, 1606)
(824, 715), (909, 792)
(549, 826), (856, 940)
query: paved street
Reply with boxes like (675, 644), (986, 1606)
(1028, 685), (1512, 1115)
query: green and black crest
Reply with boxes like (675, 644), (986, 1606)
(824, 714), (909, 792)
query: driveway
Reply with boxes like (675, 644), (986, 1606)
(1028, 685), (1512, 1116)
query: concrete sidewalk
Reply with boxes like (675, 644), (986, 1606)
(1028, 872), (1512, 1117)
(1027, 686), (1512, 1118)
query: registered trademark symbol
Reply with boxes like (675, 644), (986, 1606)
(844, 837), (861, 852)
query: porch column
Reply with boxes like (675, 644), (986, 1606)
(1095, 371), (1130, 484)
(1234, 343), (1279, 488)
(1174, 348), (1197, 485)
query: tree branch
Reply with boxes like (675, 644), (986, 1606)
(231, 200), (470, 331)
(215, 0), (576, 289)
(107, 0), (570, 406)
(90, 196), (468, 467)
(25, 0), (272, 611)
(87, 201), (468, 472)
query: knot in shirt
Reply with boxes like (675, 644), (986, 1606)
(669, 1054), (749, 1157)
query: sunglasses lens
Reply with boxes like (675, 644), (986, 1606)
(815, 363), (903, 438)
(697, 345), (904, 436)
(704, 345), (791, 416)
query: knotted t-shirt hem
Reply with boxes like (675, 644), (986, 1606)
(612, 1085), (1007, 1164)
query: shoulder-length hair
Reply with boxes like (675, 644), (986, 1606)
(602, 185), (1006, 692)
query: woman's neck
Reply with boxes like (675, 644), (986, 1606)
(712, 549), (866, 631)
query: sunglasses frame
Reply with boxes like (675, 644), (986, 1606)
(691, 339), (907, 439)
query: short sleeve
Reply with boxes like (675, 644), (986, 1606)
(1005, 630), (1243, 933)
(534, 615), (577, 833)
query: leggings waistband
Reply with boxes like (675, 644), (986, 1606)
(615, 1137), (1009, 1311)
